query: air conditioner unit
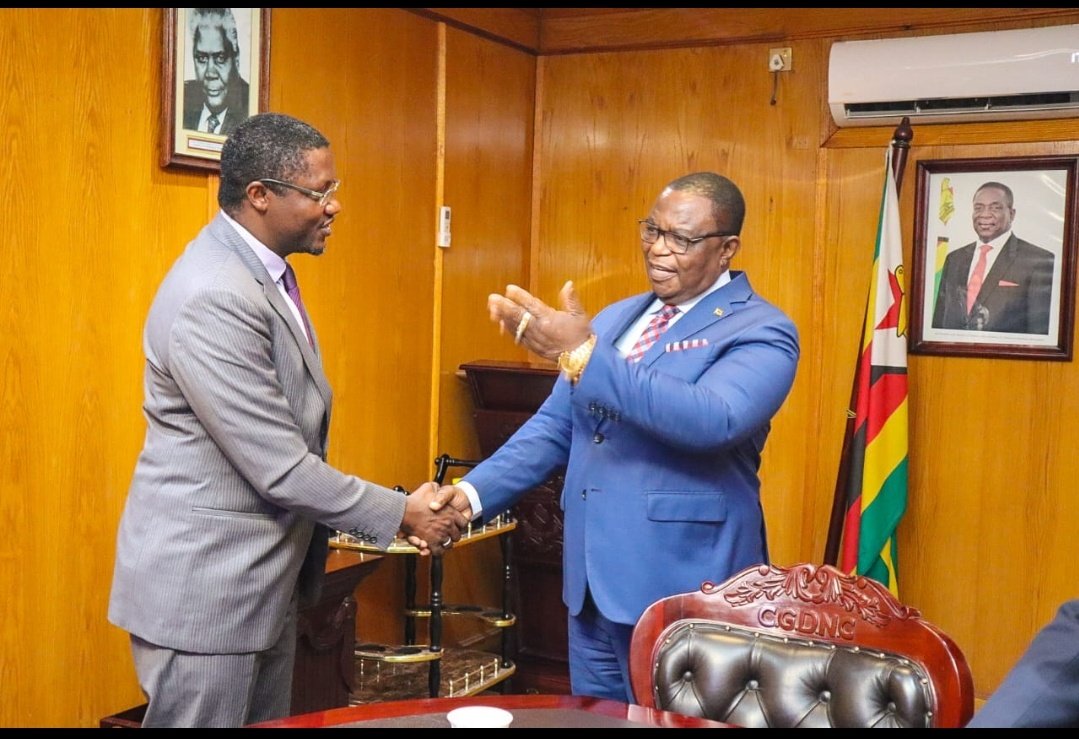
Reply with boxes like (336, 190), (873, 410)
(828, 24), (1079, 127)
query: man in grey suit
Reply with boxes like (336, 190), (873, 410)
(108, 113), (466, 727)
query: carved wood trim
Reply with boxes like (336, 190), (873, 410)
(711, 563), (917, 628)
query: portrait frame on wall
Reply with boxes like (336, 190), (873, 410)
(909, 155), (1079, 361)
(160, 8), (271, 172)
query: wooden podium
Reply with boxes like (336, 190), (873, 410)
(459, 360), (570, 694)
(292, 548), (384, 714)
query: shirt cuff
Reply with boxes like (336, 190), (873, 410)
(455, 480), (483, 521)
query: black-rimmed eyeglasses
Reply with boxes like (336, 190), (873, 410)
(260, 178), (341, 207)
(638, 219), (733, 254)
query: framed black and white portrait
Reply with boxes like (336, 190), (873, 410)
(909, 155), (1079, 361)
(161, 8), (270, 171)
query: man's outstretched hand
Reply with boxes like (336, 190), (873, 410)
(489, 281), (593, 361)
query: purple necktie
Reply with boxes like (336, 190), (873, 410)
(626, 305), (679, 363)
(282, 263), (314, 347)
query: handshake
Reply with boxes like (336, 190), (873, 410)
(399, 482), (473, 556)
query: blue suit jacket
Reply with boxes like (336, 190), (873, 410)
(966, 599), (1079, 728)
(463, 271), (799, 626)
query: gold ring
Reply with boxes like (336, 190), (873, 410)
(514, 311), (533, 345)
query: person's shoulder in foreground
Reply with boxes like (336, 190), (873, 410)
(966, 599), (1079, 728)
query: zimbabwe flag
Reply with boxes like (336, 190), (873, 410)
(839, 147), (909, 596)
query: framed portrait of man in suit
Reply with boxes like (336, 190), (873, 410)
(160, 8), (271, 172)
(909, 155), (1079, 361)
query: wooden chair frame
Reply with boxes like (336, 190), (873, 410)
(629, 563), (974, 728)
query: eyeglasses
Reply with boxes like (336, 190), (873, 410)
(638, 220), (733, 254)
(260, 178), (341, 207)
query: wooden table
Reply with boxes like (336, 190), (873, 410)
(249, 694), (733, 728)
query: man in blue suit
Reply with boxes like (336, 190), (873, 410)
(966, 599), (1079, 727)
(433, 172), (799, 702)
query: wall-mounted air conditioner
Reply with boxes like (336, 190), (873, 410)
(828, 24), (1079, 127)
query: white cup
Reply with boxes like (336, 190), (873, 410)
(446, 706), (514, 728)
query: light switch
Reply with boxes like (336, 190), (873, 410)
(438, 206), (451, 248)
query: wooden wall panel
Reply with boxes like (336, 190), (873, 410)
(439, 28), (535, 460)
(435, 26), (536, 647)
(0, 8), (219, 727)
(413, 8), (540, 53)
(538, 7), (1079, 54)
(270, 8), (439, 490)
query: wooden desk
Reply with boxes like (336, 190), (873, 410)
(249, 694), (733, 728)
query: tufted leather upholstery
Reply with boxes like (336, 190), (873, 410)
(630, 563), (974, 728)
(652, 622), (933, 727)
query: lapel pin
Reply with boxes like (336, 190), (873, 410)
(714, 308), (724, 317)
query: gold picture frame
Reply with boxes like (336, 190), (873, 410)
(160, 8), (270, 171)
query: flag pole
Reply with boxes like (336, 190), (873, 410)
(890, 117), (914, 192)
(823, 116), (913, 566)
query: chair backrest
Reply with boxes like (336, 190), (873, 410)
(629, 563), (974, 728)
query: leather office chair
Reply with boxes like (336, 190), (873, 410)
(628, 562), (974, 728)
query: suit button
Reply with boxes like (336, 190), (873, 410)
(581, 490), (587, 500)
(593, 433), (604, 444)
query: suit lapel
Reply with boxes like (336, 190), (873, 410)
(612, 293), (658, 340)
(209, 214), (334, 408)
(641, 271), (752, 367)
(978, 235), (1019, 305)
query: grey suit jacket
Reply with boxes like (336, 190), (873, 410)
(109, 213), (405, 654)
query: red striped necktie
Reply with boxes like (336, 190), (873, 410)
(626, 304), (679, 363)
(966, 244), (992, 314)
